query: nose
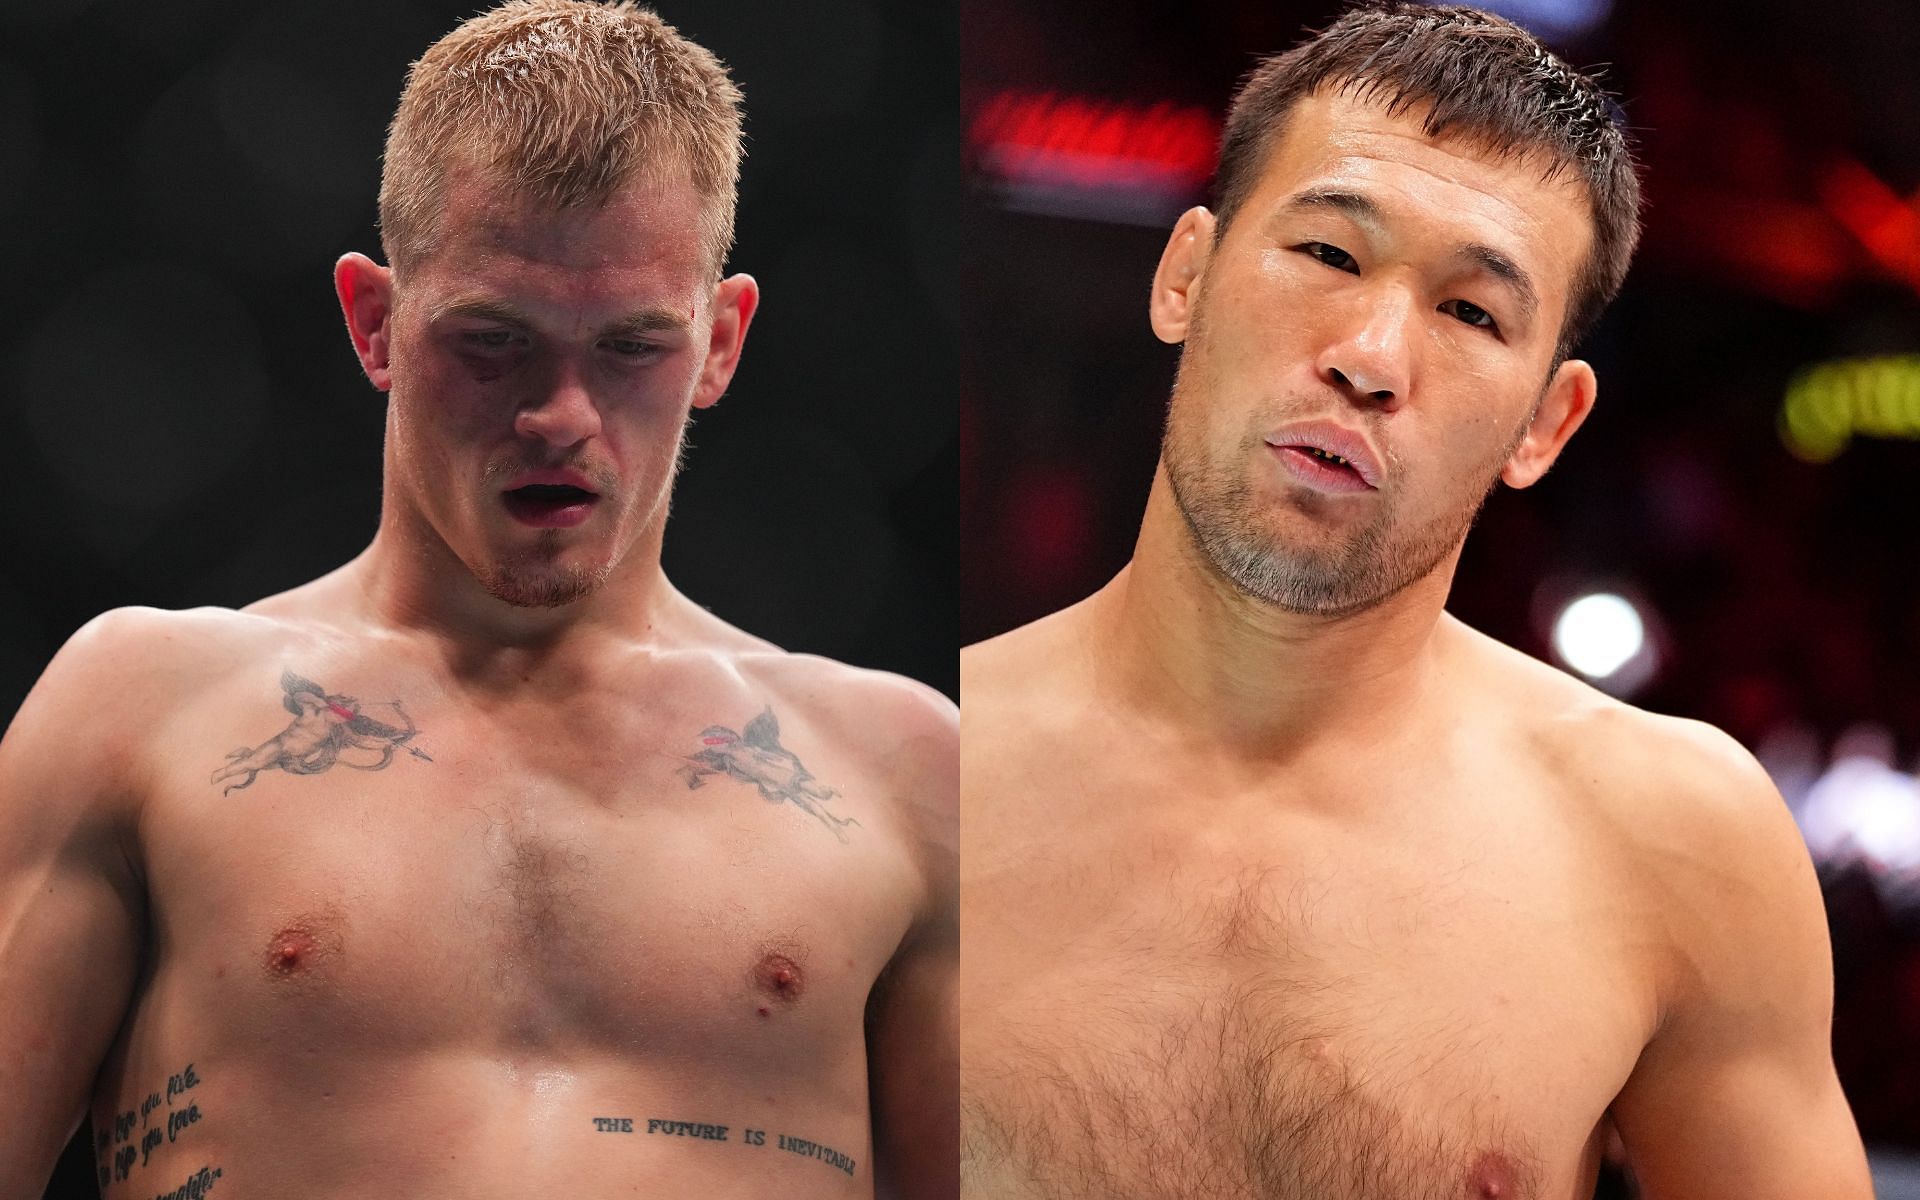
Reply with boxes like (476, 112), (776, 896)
(514, 358), (603, 448)
(1315, 282), (1414, 410)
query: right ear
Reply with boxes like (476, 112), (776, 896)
(1148, 206), (1216, 345)
(335, 252), (394, 392)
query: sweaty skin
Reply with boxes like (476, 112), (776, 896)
(959, 91), (1869, 1200)
(0, 170), (956, 1198)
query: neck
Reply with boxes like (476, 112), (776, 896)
(1092, 465), (1462, 755)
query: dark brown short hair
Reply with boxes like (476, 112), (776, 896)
(1214, 2), (1641, 357)
(381, 0), (743, 278)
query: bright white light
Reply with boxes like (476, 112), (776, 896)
(1551, 592), (1645, 680)
(1799, 754), (1920, 879)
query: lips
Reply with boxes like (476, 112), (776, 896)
(1271, 446), (1374, 494)
(501, 470), (602, 528)
(1262, 421), (1384, 492)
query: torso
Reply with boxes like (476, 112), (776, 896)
(960, 613), (1663, 1200)
(91, 605), (925, 1199)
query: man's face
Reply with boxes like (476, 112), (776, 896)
(380, 171), (725, 608)
(1159, 90), (1593, 616)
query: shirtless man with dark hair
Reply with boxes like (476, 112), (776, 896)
(0, 3), (955, 1196)
(961, 6), (1868, 1198)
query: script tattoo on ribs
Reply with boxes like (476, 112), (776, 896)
(679, 707), (859, 841)
(95, 1061), (210, 1191)
(210, 669), (433, 794)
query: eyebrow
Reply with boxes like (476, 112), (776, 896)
(431, 297), (530, 327)
(1456, 242), (1539, 326)
(604, 307), (692, 338)
(429, 297), (692, 338)
(1283, 186), (1387, 228)
(1277, 187), (1540, 326)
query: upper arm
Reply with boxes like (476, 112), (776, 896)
(0, 611), (155, 1193)
(1608, 723), (1871, 1200)
(862, 679), (958, 1200)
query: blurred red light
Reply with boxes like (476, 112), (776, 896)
(969, 90), (1219, 192)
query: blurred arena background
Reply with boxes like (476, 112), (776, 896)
(0, 0), (953, 1195)
(962, 0), (1920, 1192)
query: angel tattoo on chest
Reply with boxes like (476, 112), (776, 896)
(680, 707), (859, 841)
(211, 669), (434, 795)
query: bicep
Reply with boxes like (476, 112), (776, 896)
(856, 674), (958, 1199)
(0, 638), (149, 1193)
(1612, 1023), (1869, 1199)
(866, 919), (958, 1200)
(1609, 760), (1870, 1199)
(0, 845), (145, 1187)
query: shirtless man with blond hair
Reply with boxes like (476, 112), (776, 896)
(961, 6), (1869, 1197)
(1, 3), (955, 1196)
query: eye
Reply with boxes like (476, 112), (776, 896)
(1440, 299), (1498, 332)
(1299, 242), (1359, 274)
(459, 329), (521, 351)
(603, 338), (664, 358)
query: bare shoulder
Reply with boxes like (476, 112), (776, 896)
(1456, 617), (1793, 844)
(731, 648), (955, 757)
(0, 605), (317, 815)
(660, 590), (956, 758)
(10, 605), (303, 732)
(1455, 620), (1817, 1000)
(729, 644), (955, 834)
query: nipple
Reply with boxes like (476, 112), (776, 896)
(1466, 1150), (1519, 1199)
(266, 928), (317, 975)
(261, 912), (341, 980)
(750, 951), (806, 1012)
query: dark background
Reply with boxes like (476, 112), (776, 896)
(0, 0), (954, 1194)
(963, 0), (1920, 1192)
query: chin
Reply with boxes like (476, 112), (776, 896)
(478, 558), (613, 609)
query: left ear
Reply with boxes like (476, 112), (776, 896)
(691, 273), (760, 410)
(1502, 357), (1596, 489)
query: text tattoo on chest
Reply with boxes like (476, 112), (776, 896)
(678, 707), (859, 841)
(592, 1115), (859, 1178)
(210, 670), (433, 795)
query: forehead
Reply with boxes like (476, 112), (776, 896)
(1239, 90), (1591, 307)
(404, 169), (711, 306)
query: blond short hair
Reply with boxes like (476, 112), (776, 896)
(379, 0), (743, 277)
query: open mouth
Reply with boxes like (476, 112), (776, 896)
(1298, 446), (1356, 471)
(1273, 444), (1374, 492)
(502, 483), (599, 527)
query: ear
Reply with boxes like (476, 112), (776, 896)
(1148, 207), (1216, 345)
(691, 273), (760, 409)
(335, 252), (394, 392)
(1502, 358), (1597, 488)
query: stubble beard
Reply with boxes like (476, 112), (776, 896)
(1160, 308), (1529, 618)
(469, 419), (691, 610)
(480, 547), (611, 609)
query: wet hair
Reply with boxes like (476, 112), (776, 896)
(1214, 2), (1641, 357)
(380, 0), (743, 277)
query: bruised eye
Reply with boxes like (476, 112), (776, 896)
(459, 329), (521, 351)
(1299, 242), (1359, 274)
(1439, 299), (1498, 332)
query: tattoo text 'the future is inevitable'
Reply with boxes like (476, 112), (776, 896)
(592, 1116), (858, 1177)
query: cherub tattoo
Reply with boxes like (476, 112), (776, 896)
(211, 670), (433, 795)
(680, 708), (858, 841)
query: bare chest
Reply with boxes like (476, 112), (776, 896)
(138, 680), (914, 1063)
(961, 787), (1646, 1200)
